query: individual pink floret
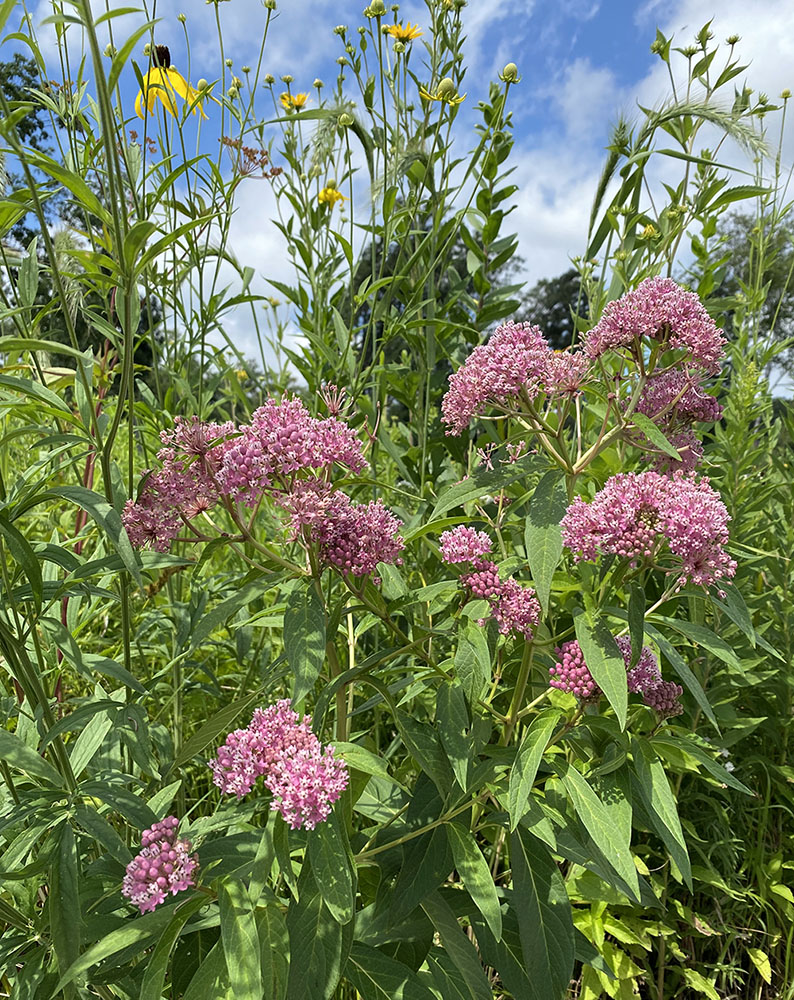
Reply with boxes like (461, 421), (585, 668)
(440, 526), (493, 564)
(122, 816), (198, 914)
(441, 321), (551, 434)
(585, 277), (725, 373)
(561, 470), (735, 588)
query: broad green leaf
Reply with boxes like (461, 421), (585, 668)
(307, 811), (354, 923)
(219, 877), (262, 1000)
(469, 894), (532, 1000)
(454, 620), (492, 704)
(446, 823), (502, 941)
(631, 739), (691, 888)
(395, 711), (455, 791)
(390, 826), (453, 923)
(421, 893), (492, 1000)
(169, 691), (259, 771)
(0, 729), (64, 787)
(333, 742), (392, 781)
(258, 899), (290, 1000)
(682, 968), (720, 1000)
(141, 896), (207, 1000)
(436, 680), (471, 791)
(50, 825), (81, 983)
(524, 471), (567, 614)
(510, 828), (575, 1000)
(189, 577), (276, 650)
(573, 609), (627, 729)
(651, 734), (751, 795)
(554, 760), (640, 901)
(68, 708), (114, 777)
(54, 906), (175, 991)
(430, 454), (542, 520)
(183, 940), (232, 1000)
(508, 709), (561, 830)
(285, 864), (345, 1000)
(284, 584), (326, 704)
(747, 947), (772, 985)
(345, 942), (437, 1000)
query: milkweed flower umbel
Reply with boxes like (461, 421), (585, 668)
(561, 470), (736, 589)
(440, 526), (493, 563)
(135, 46), (207, 120)
(585, 277), (726, 373)
(122, 816), (198, 913)
(211, 701), (349, 830)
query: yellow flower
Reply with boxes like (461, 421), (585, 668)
(280, 92), (310, 111)
(318, 184), (346, 208)
(387, 22), (422, 42)
(135, 46), (207, 120)
(419, 78), (465, 105)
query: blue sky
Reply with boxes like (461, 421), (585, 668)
(17, 0), (794, 358)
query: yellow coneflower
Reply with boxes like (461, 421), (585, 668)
(318, 181), (346, 208)
(386, 22), (422, 42)
(135, 46), (207, 120)
(419, 77), (466, 105)
(280, 92), (310, 111)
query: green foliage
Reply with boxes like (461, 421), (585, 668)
(0, 6), (792, 1000)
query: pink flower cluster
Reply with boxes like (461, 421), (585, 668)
(585, 277), (725, 373)
(439, 526), (493, 563)
(549, 640), (599, 700)
(548, 636), (683, 717)
(441, 321), (589, 434)
(217, 396), (365, 502)
(121, 816), (198, 914)
(561, 470), (736, 588)
(210, 700), (349, 830)
(123, 417), (233, 551)
(279, 480), (405, 579)
(634, 369), (723, 472)
(615, 636), (683, 717)
(440, 526), (540, 638)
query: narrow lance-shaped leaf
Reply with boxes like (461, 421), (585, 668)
(447, 822), (502, 941)
(525, 471), (567, 614)
(573, 609), (627, 729)
(631, 738), (691, 889)
(508, 709), (561, 830)
(219, 877), (262, 1000)
(284, 584), (326, 704)
(510, 827), (575, 1000)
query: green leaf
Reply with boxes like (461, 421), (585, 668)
(682, 968), (720, 1000)
(747, 947), (772, 985)
(169, 691), (259, 771)
(285, 863), (345, 1000)
(651, 616), (741, 671)
(651, 733), (751, 795)
(0, 728), (64, 787)
(436, 681), (471, 791)
(258, 899), (290, 1000)
(524, 471), (567, 614)
(631, 412), (682, 459)
(189, 577), (276, 650)
(53, 907), (176, 991)
(508, 710), (561, 830)
(284, 584), (326, 704)
(454, 620), (492, 704)
(627, 583), (645, 667)
(50, 825), (81, 983)
(573, 609), (627, 729)
(141, 896), (207, 1000)
(421, 893), (492, 1000)
(395, 711), (454, 792)
(430, 454), (542, 520)
(446, 823), (502, 941)
(219, 878), (262, 1000)
(0, 512), (42, 609)
(554, 760), (640, 901)
(391, 825), (453, 923)
(642, 622), (718, 730)
(182, 939), (231, 1000)
(510, 828), (575, 1000)
(631, 739), (691, 888)
(345, 942), (437, 1000)
(45, 486), (141, 585)
(307, 811), (355, 923)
